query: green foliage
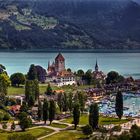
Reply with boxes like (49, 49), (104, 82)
(19, 112), (32, 131)
(3, 113), (10, 121)
(111, 125), (121, 132)
(45, 83), (53, 95)
(49, 100), (56, 125)
(89, 103), (99, 129)
(20, 101), (28, 112)
(0, 73), (10, 95)
(10, 73), (25, 87)
(82, 125), (93, 135)
(25, 80), (39, 107)
(57, 92), (63, 112)
(73, 103), (80, 129)
(38, 101), (42, 121)
(106, 71), (124, 84)
(27, 64), (37, 80)
(115, 91), (123, 119)
(77, 69), (84, 77)
(2, 122), (7, 129)
(43, 99), (49, 124)
(8, 134), (36, 140)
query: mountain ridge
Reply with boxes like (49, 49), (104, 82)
(0, 0), (140, 51)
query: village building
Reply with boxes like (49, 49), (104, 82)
(92, 60), (106, 80)
(47, 53), (76, 86)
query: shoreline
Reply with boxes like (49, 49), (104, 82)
(1, 49), (140, 53)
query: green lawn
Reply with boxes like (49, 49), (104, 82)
(61, 114), (131, 126)
(43, 130), (86, 140)
(0, 127), (54, 140)
(7, 84), (94, 96)
(49, 123), (68, 128)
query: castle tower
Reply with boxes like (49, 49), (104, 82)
(55, 53), (65, 72)
(95, 59), (99, 71)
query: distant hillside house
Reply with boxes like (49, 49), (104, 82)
(92, 60), (106, 80)
(47, 53), (76, 86)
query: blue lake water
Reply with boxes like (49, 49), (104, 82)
(0, 52), (140, 78)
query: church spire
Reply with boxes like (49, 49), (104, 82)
(95, 59), (99, 71)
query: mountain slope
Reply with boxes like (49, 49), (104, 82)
(0, 0), (140, 51)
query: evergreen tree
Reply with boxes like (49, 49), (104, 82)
(43, 99), (49, 124)
(62, 92), (68, 112)
(27, 64), (37, 80)
(45, 83), (53, 95)
(57, 92), (63, 112)
(73, 103), (80, 129)
(34, 80), (39, 100)
(68, 92), (73, 113)
(115, 91), (123, 119)
(78, 92), (86, 113)
(38, 101), (42, 121)
(49, 100), (56, 125)
(89, 103), (99, 129)
(20, 101), (28, 113)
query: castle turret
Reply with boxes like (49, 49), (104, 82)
(55, 53), (65, 72)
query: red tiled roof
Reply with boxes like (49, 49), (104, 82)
(55, 53), (65, 61)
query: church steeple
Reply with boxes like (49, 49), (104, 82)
(95, 59), (99, 71)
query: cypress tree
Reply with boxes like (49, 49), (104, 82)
(115, 91), (123, 119)
(57, 92), (63, 112)
(43, 99), (49, 124)
(73, 103), (80, 129)
(38, 101), (42, 121)
(89, 103), (99, 129)
(68, 92), (73, 113)
(49, 100), (56, 125)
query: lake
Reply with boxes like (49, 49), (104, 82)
(1, 52), (140, 78)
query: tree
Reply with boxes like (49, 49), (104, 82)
(115, 91), (123, 119)
(11, 122), (16, 131)
(49, 100), (56, 125)
(25, 80), (39, 106)
(45, 83), (53, 95)
(82, 125), (93, 136)
(77, 69), (84, 77)
(35, 65), (46, 83)
(38, 101), (42, 121)
(78, 92), (86, 113)
(10, 73), (25, 87)
(34, 80), (39, 100)
(89, 103), (99, 129)
(82, 69), (92, 85)
(43, 99), (49, 124)
(20, 101), (28, 113)
(67, 68), (71, 72)
(0, 73), (10, 95)
(68, 92), (73, 113)
(57, 92), (63, 112)
(27, 64), (37, 80)
(19, 112), (32, 131)
(106, 71), (124, 84)
(62, 92), (68, 112)
(73, 103), (80, 129)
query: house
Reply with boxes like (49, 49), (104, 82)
(47, 53), (76, 86)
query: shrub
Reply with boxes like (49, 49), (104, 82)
(2, 122), (7, 129)
(3, 113), (10, 121)
(82, 125), (93, 135)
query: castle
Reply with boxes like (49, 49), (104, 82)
(47, 53), (76, 86)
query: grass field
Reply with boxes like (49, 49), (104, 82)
(0, 127), (54, 140)
(50, 123), (68, 128)
(43, 130), (86, 140)
(61, 114), (131, 126)
(7, 84), (94, 95)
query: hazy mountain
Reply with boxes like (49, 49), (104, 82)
(0, 0), (140, 51)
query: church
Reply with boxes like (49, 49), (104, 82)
(47, 53), (76, 86)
